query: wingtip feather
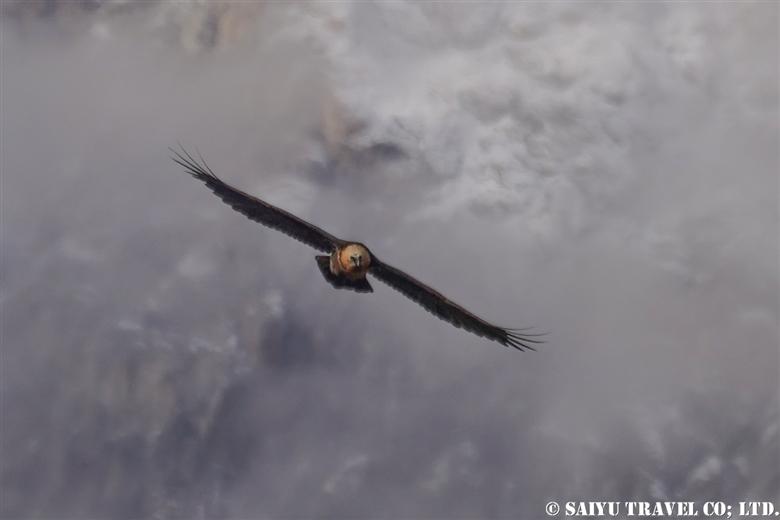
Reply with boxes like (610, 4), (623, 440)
(503, 328), (547, 352)
(170, 145), (221, 183)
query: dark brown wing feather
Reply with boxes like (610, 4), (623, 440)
(172, 147), (343, 253)
(369, 259), (545, 351)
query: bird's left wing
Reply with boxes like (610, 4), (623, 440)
(369, 258), (544, 351)
(172, 147), (343, 253)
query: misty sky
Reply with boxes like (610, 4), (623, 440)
(1, 3), (778, 519)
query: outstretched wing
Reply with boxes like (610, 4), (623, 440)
(172, 147), (343, 253)
(369, 259), (545, 351)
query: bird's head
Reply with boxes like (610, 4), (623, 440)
(339, 243), (371, 274)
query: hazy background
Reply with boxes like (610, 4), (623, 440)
(1, 2), (778, 518)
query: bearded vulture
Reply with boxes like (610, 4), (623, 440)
(171, 147), (544, 351)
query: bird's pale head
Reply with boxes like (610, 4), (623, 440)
(339, 243), (371, 274)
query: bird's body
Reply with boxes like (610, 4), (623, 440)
(315, 243), (375, 293)
(171, 147), (544, 351)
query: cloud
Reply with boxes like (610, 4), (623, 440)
(1, 3), (777, 518)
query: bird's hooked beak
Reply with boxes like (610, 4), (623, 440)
(349, 254), (363, 269)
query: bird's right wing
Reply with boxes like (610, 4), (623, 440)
(369, 258), (545, 351)
(172, 147), (343, 253)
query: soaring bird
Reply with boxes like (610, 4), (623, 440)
(171, 147), (544, 351)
